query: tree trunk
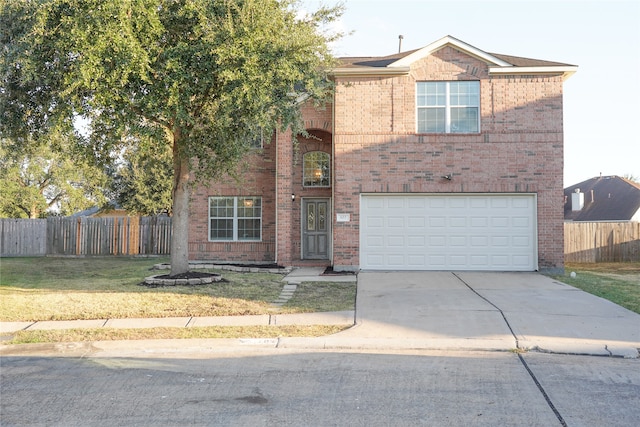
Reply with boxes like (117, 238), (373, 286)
(169, 133), (190, 276)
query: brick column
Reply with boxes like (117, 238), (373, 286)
(275, 129), (295, 265)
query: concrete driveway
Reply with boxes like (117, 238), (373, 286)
(290, 271), (640, 357)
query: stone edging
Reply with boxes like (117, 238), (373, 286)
(144, 273), (222, 286)
(152, 263), (292, 275)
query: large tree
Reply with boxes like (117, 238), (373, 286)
(1, 0), (342, 275)
(0, 135), (109, 218)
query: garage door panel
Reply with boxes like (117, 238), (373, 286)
(360, 194), (537, 271)
(470, 198), (488, 208)
(429, 216), (446, 227)
(387, 198), (405, 209)
(367, 216), (384, 228)
(408, 236), (426, 246)
(449, 198), (467, 208)
(388, 236), (404, 246)
(470, 217), (488, 227)
(449, 217), (466, 227)
(366, 235), (384, 247)
(408, 217), (425, 227)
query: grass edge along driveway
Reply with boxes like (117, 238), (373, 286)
(550, 262), (640, 315)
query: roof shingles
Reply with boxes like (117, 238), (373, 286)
(564, 176), (640, 222)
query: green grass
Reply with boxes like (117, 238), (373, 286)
(0, 257), (356, 322)
(551, 262), (640, 314)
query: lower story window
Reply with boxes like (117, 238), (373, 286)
(209, 197), (262, 241)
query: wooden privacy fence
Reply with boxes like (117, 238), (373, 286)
(565, 222), (640, 263)
(1, 216), (171, 257)
(0, 219), (47, 256)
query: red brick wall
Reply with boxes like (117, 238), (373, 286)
(189, 46), (566, 272)
(188, 103), (333, 265)
(188, 134), (278, 263)
(276, 103), (333, 264)
(332, 47), (565, 271)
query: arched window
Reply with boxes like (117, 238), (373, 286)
(303, 151), (330, 187)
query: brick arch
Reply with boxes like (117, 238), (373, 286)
(298, 129), (332, 154)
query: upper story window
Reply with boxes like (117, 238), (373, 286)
(303, 151), (330, 187)
(417, 81), (480, 133)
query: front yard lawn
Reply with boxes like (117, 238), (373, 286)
(0, 257), (356, 322)
(551, 262), (640, 314)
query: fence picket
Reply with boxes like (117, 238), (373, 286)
(564, 222), (640, 262)
(1, 216), (172, 256)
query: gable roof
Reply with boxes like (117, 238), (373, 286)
(564, 176), (640, 221)
(333, 35), (577, 79)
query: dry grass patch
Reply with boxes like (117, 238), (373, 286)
(7, 325), (350, 345)
(0, 257), (356, 322)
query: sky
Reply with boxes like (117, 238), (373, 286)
(303, 0), (640, 186)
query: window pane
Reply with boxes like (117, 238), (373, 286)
(238, 219), (260, 240)
(417, 82), (445, 107)
(451, 107), (479, 133)
(210, 219), (233, 240)
(236, 197), (261, 241)
(418, 107), (445, 133)
(237, 197), (261, 217)
(450, 81), (479, 106)
(303, 152), (330, 187)
(210, 197), (233, 217)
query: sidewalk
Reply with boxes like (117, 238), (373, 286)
(0, 267), (357, 335)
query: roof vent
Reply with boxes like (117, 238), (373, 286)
(571, 189), (584, 211)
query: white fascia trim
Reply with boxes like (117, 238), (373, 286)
(489, 66), (578, 80)
(389, 35), (512, 68)
(331, 66), (411, 77)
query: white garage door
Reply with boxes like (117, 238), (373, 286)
(360, 194), (537, 271)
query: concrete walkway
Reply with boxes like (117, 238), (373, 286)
(2, 269), (639, 358)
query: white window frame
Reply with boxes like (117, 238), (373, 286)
(417, 81), (480, 134)
(209, 196), (262, 242)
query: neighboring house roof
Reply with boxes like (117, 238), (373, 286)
(70, 202), (127, 218)
(564, 176), (640, 222)
(333, 35), (578, 79)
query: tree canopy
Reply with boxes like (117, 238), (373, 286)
(1, 0), (343, 274)
(112, 139), (173, 216)
(0, 135), (109, 218)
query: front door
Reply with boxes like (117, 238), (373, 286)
(302, 198), (330, 259)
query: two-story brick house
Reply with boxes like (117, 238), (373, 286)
(189, 36), (576, 273)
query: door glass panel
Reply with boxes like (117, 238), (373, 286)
(307, 204), (316, 231)
(318, 203), (326, 231)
